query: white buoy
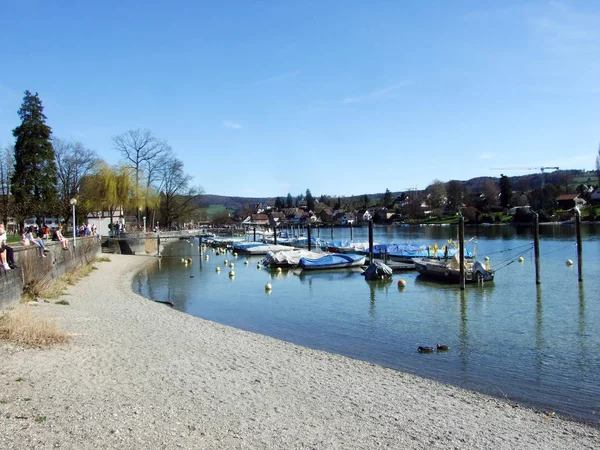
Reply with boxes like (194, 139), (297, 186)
(265, 282), (272, 290)
(257, 263), (261, 269)
(216, 267), (220, 272)
(187, 258), (192, 264)
(518, 257), (524, 262)
(276, 267), (282, 273)
(244, 260), (249, 265)
(181, 258), (185, 263)
(224, 260), (228, 265)
(233, 252), (238, 257)
(229, 270), (235, 277)
(566, 259), (573, 266)
(397, 280), (406, 288)
(229, 263), (234, 268)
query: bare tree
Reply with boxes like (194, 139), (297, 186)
(156, 156), (203, 227)
(0, 145), (14, 225)
(425, 180), (446, 212)
(53, 138), (100, 221)
(112, 129), (171, 217)
(596, 143), (600, 185)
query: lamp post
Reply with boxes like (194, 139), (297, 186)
(70, 198), (77, 247)
(143, 216), (146, 233)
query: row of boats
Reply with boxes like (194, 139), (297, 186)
(200, 235), (495, 283)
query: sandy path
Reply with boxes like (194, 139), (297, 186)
(1, 254), (598, 449)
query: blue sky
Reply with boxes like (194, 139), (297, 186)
(0, 1), (598, 198)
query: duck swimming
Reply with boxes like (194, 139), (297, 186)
(437, 344), (449, 351)
(418, 346), (434, 353)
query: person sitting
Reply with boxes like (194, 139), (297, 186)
(0, 223), (17, 270)
(25, 226), (49, 257)
(52, 225), (69, 250)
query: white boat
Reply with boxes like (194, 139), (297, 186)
(261, 249), (326, 268)
(233, 242), (296, 255)
(413, 253), (494, 283)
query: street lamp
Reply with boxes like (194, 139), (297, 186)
(70, 198), (77, 247)
(143, 216), (146, 233)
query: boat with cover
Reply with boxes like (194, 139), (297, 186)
(413, 253), (494, 283)
(233, 242), (296, 255)
(261, 249), (325, 268)
(299, 253), (366, 270)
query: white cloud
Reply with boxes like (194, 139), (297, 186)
(223, 120), (242, 129)
(341, 82), (411, 104)
(259, 70), (300, 83)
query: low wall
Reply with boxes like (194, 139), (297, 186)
(0, 237), (101, 311)
(102, 232), (159, 255)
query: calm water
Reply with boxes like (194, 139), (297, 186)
(134, 224), (600, 424)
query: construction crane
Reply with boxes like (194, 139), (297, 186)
(490, 167), (559, 187)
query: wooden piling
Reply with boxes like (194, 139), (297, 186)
(273, 226), (277, 245)
(459, 216), (465, 290)
(368, 220), (374, 264)
(533, 212), (541, 285)
(350, 222), (353, 240)
(331, 224), (334, 240)
(253, 226), (256, 242)
(307, 224), (312, 251)
(575, 208), (583, 282)
(157, 234), (161, 257)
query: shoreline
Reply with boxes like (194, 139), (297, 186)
(1, 254), (599, 449)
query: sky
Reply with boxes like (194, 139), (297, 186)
(0, 0), (598, 198)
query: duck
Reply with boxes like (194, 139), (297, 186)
(417, 346), (434, 353)
(437, 344), (449, 351)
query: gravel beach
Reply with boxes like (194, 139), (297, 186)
(1, 254), (598, 449)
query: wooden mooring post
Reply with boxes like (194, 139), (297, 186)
(307, 224), (312, 251)
(368, 220), (374, 264)
(273, 227), (277, 245)
(575, 207), (583, 282)
(459, 215), (465, 290)
(330, 225), (334, 240)
(350, 222), (353, 240)
(533, 212), (541, 285)
(157, 234), (161, 257)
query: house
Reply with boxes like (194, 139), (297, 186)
(590, 188), (600, 206)
(242, 214), (270, 226)
(340, 213), (355, 226)
(556, 194), (585, 210)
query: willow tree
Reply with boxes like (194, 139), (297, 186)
(11, 91), (57, 226)
(80, 163), (133, 232)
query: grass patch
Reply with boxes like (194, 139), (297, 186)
(55, 300), (70, 306)
(95, 256), (111, 263)
(0, 306), (69, 348)
(35, 415), (46, 423)
(35, 258), (106, 300)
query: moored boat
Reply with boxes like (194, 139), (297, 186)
(413, 254), (494, 283)
(299, 253), (366, 270)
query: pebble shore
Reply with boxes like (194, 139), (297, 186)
(1, 254), (598, 449)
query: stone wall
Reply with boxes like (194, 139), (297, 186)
(0, 237), (101, 311)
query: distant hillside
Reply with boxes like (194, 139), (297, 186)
(197, 195), (269, 212)
(198, 170), (597, 210)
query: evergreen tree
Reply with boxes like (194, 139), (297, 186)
(499, 174), (512, 209)
(306, 188), (315, 211)
(11, 91), (57, 224)
(274, 197), (284, 209)
(382, 188), (393, 207)
(286, 193), (293, 208)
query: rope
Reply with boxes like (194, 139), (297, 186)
(485, 242), (535, 256)
(493, 245), (535, 271)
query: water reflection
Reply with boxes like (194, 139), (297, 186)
(134, 226), (600, 424)
(535, 285), (543, 383)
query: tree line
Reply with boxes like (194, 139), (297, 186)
(0, 91), (203, 231)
